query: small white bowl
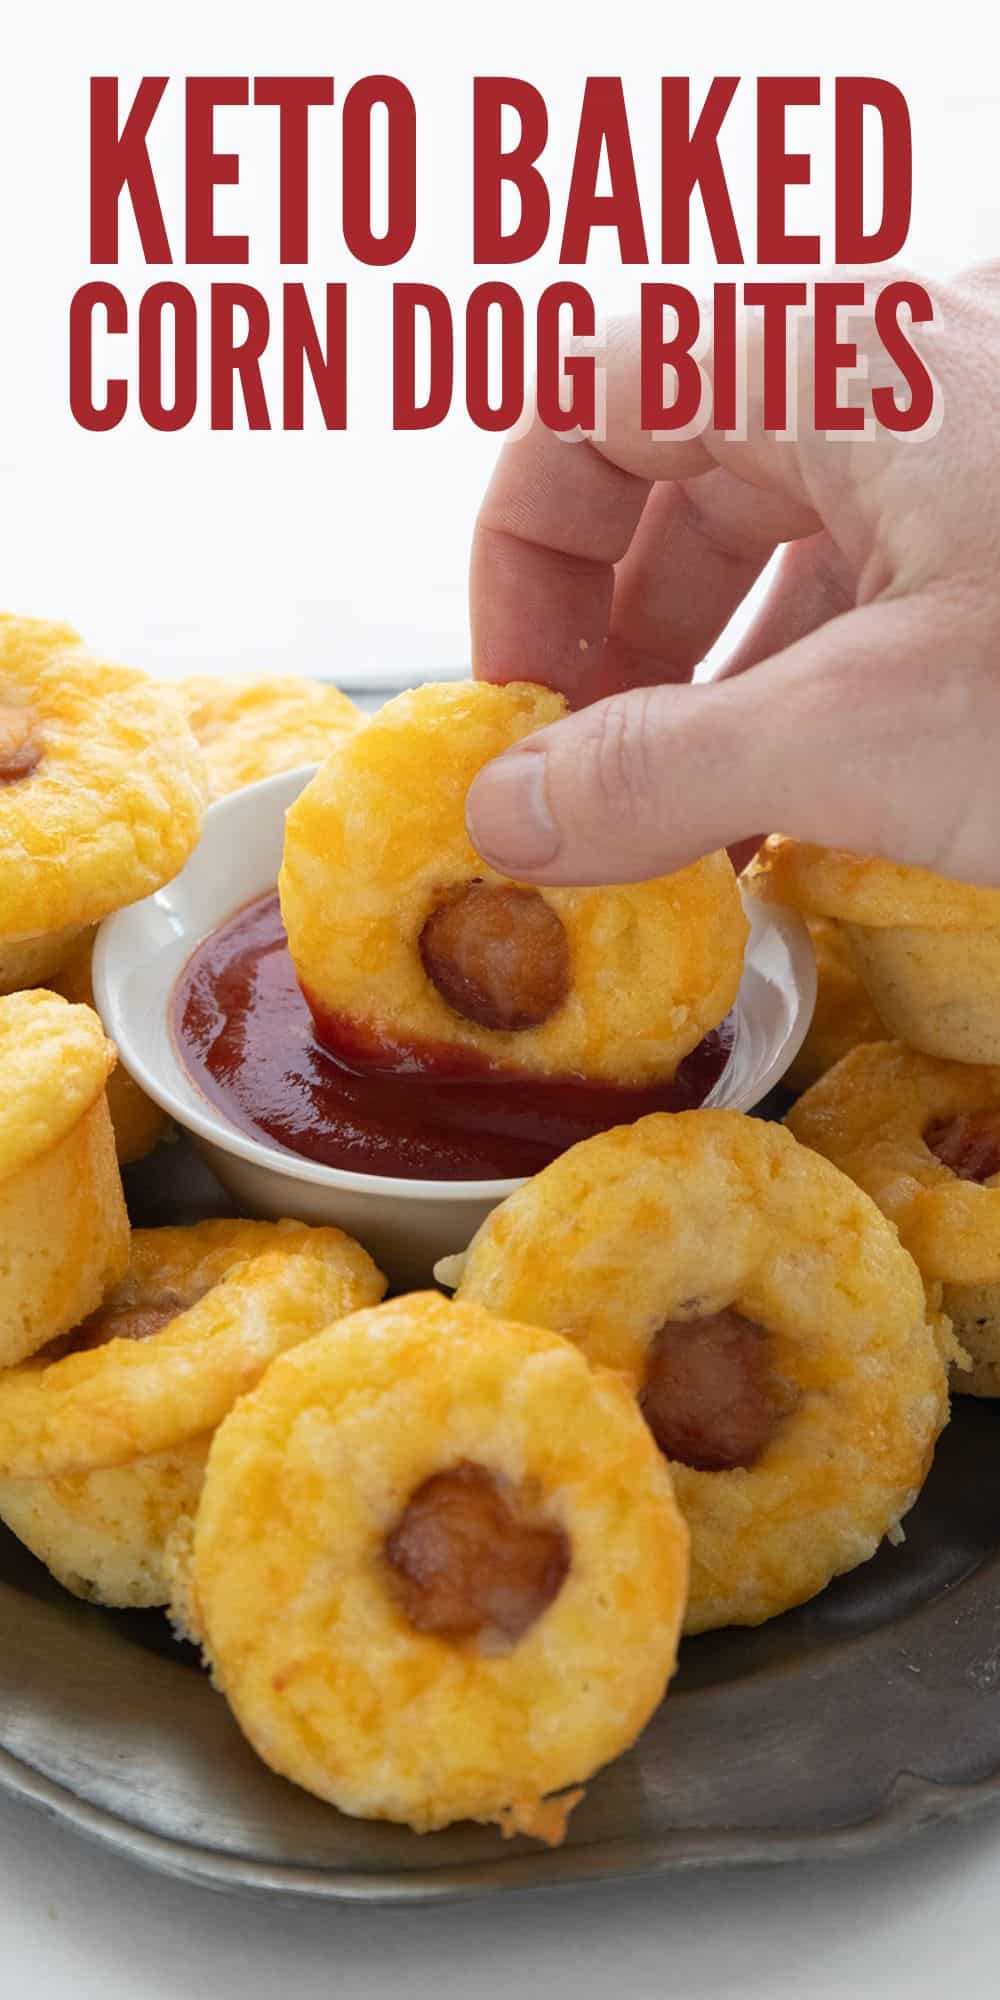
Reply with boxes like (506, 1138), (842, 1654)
(94, 769), (816, 1286)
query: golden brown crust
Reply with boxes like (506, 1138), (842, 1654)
(842, 921), (1000, 1066)
(178, 675), (360, 797)
(0, 989), (115, 1183)
(181, 1293), (688, 1835)
(787, 1041), (1000, 1287)
(0, 924), (90, 998)
(0, 1437), (210, 1607)
(747, 835), (1000, 931)
(747, 840), (1000, 1066)
(279, 681), (747, 1085)
(452, 1110), (949, 1632)
(0, 1220), (386, 1606)
(0, 615), (206, 944)
(0, 1218), (385, 1478)
(0, 1092), (130, 1368)
(0, 990), (128, 1365)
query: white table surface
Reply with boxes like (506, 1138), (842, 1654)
(2, 1788), (999, 1999)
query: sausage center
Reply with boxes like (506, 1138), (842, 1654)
(924, 1108), (1000, 1184)
(44, 1294), (189, 1360)
(0, 703), (42, 783)
(640, 1308), (782, 1472)
(419, 881), (570, 1033)
(385, 1459), (570, 1641)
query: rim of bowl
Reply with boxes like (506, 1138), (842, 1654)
(93, 769), (813, 1207)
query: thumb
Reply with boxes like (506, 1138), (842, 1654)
(465, 595), (996, 887)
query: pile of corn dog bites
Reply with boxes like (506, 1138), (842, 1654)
(0, 614), (990, 1843)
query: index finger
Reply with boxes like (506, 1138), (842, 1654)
(470, 314), (822, 703)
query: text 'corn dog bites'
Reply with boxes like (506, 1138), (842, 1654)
(0, 989), (128, 1368)
(279, 681), (748, 1085)
(171, 1293), (689, 1841)
(0, 614), (206, 995)
(748, 835), (1000, 1067)
(787, 1040), (1000, 1396)
(0, 1219), (384, 1606)
(445, 1110), (951, 1635)
(177, 675), (361, 798)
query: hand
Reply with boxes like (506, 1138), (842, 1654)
(465, 266), (1000, 887)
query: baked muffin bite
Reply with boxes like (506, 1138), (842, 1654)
(787, 1040), (1000, 1395)
(178, 675), (361, 798)
(172, 1293), (688, 1840)
(0, 990), (128, 1367)
(280, 681), (747, 1085)
(444, 1111), (950, 1633)
(748, 835), (1000, 1066)
(784, 916), (885, 1093)
(0, 615), (207, 994)
(50, 932), (167, 1165)
(0, 1219), (384, 1606)
(0, 1442), (212, 1610)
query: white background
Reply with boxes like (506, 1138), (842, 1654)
(1, 0), (998, 684)
(3, 2), (1000, 1992)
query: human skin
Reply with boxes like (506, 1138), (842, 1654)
(465, 265), (1000, 888)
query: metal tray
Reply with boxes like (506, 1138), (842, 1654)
(2, 1140), (1000, 1903)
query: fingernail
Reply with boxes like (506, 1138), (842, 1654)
(466, 750), (561, 873)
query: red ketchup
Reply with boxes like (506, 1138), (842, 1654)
(171, 892), (734, 1182)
